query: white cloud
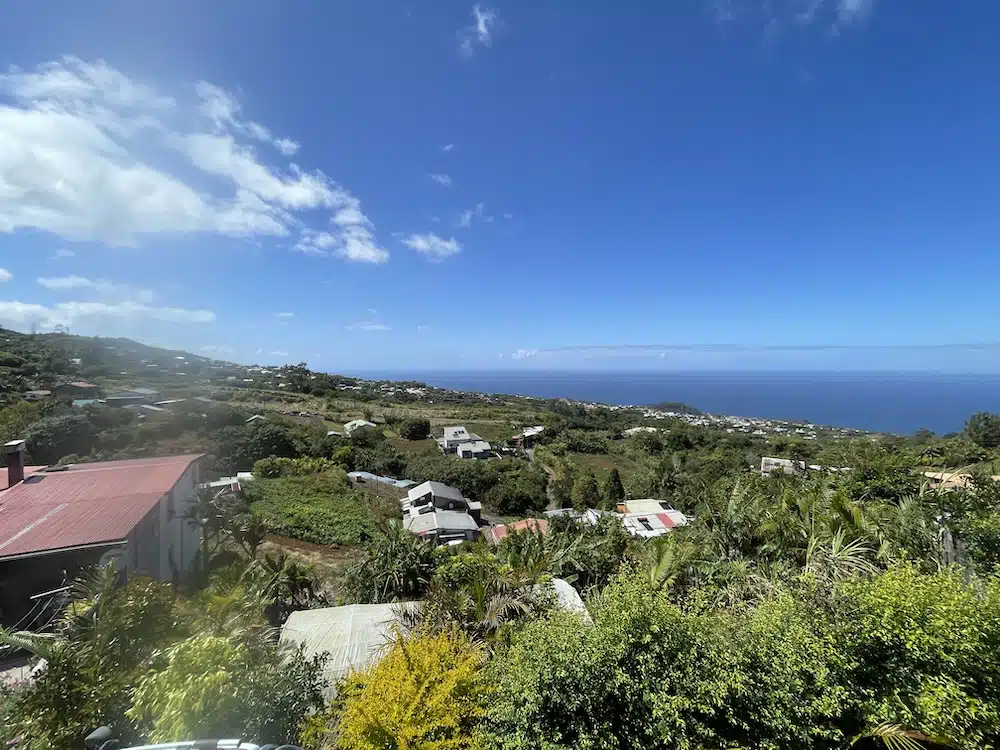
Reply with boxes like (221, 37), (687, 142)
(442, 143), (455, 152)
(710, 0), (875, 33)
(511, 348), (538, 360)
(0, 268), (10, 282)
(271, 350), (289, 357)
(0, 299), (215, 330)
(276, 311), (295, 318)
(459, 4), (500, 56)
(402, 233), (462, 261)
(346, 321), (391, 332)
(37, 275), (155, 303)
(430, 215), (441, 223)
(416, 325), (430, 333)
(428, 173), (453, 187)
(54, 248), (75, 259)
(0, 57), (386, 261)
(835, 0), (873, 27)
(456, 202), (493, 228)
(502, 212), (514, 220)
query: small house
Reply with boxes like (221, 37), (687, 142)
(344, 419), (377, 437)
(437, 425), (483, 454)
(22, 390), (51, 401)
(403, 510), (481, 545)
(52, 381), (101, 400)
(456, 440), (492, 460)
(404, 481), (481, 522)
(487, 518), (549, 544)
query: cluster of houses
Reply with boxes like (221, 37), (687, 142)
(545, 498), (689, 539)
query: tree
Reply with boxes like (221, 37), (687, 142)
(964, 412), (1000, 449)
(603, 468), (626, 509)
(399, 417), (431, 440)
(571, 472), (601, 510)
(344, 520), (437, 603)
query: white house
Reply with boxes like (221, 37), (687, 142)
(404, 510), (481, 545)
(437, 425), (483, 454)
(457, 440), (492, 460)
(344, 419), (377, 437)
(404, 481), (481, 522)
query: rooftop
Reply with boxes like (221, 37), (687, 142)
(0, 454), (202, 559)
(406, 480), (466, 503)
(404, 510), (479, 535)
(488, 518), (549, 543)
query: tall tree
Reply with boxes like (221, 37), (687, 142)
(571, 472), (601, 511)
(603, 468), (626, 509)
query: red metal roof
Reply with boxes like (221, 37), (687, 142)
(0, 455), (202, 559)
(1, 466), (43, 492)
(488, 518), (549, 544)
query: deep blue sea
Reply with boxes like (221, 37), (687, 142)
(354, 371), (1000, 436)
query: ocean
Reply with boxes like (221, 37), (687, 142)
(354, 371), (1000, 435)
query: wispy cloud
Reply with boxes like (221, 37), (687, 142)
(459, 4), (500, 56)
(709, 0), (875, 34)
(456, 202), (494, 229)
(53, 248), (74, 259)
(271, 350), (290, 357)
(0, 300), (215, 330)
(346, 321), (391, 332)
(442, 143), (455, 152)
(37, 275), (154, 303)
(0, 56), (387, 263)
(276, 311), (295, 319)
(402, 233), (462, 261)
(0, 269), (11, 282)
(428, 173), (453, 187)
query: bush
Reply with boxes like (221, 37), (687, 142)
(253, 456), (339, 478)
(334, 631), (487, 750)
(484, 470), (548, 516)
(128, 636), (326, 745)
(399, 418), (431, 440)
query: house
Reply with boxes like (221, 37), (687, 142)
(436, 425), (483, 454)
(617, 498), (679, 515)
(404, 481), (481, 522)
(280, 602), (417, 697)
(52, 381), (101, 400)
(456, 440), (492, 460)
(512, 425), (545, 449)
(22, 390), (51, 401)
(623, 426), (659, 437)
(487, 518), (549, 544)
(344, 419), (377, 437)
(760, 456), (807, 475)
(0, 444), (203, 626)
(621, 509), (688, 539)
(105, 388), (160, 407)
(404, 510), (481, 545)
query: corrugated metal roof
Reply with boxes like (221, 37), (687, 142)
(0, 454), (202, 558)
(280, 603), (416, 694)
(488, 518), (549, 543)
(404, 510), (479, 535)
(1, 466), (43, 492)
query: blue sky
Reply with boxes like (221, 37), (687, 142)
(1, 0), (999, 372)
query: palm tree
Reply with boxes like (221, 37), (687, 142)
(645, 535), (701, 591)
(346, 520), (437, 603)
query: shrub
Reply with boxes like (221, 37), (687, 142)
(399, 418), (431, 440)
(335, 630), (487, 750)
(253, 456), (338, 478)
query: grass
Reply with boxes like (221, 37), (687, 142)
(570, 451), (643, 483)
(246, 471), (397, 547)
(388, 437), (439, 455)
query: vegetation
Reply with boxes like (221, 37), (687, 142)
(11, 331), (1000, 748)
(244, 470), (395, 547)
